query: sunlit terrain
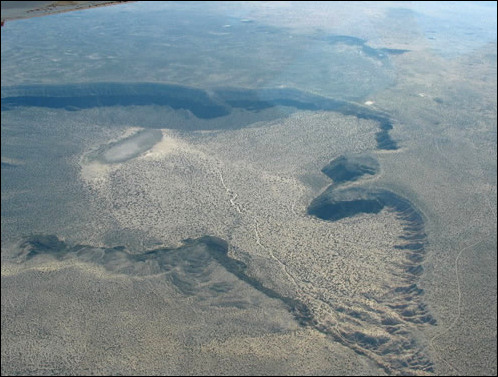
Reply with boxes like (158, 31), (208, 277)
(1, 2), (496, 375)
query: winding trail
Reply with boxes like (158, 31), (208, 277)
(428, 137), (496, 375)
(217, 169), (243, 214)
(254, 219), (301, 292)
(218, 164), (302, 296)
(428, 237), (487, 375)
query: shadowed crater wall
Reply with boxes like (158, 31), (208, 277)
(308, 156), (433, 325)
(321, 35), (409, 62)
(1, 161), (18, 169)
(309, 187), (386, 221)
(321, 154), (380, 185)
(1, 83), (398, 150)
(306, 154), (435, 374)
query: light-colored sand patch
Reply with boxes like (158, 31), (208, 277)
(1, 259), (103, 278)
(1, 156), (23, 166)
(79, 127), (163, 184)
(80, 159), (115, 185)
(96, 129), (162, 163)
(142, 130), (182, 159)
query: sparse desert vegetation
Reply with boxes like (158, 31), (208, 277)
(1, 2), (496, 376)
